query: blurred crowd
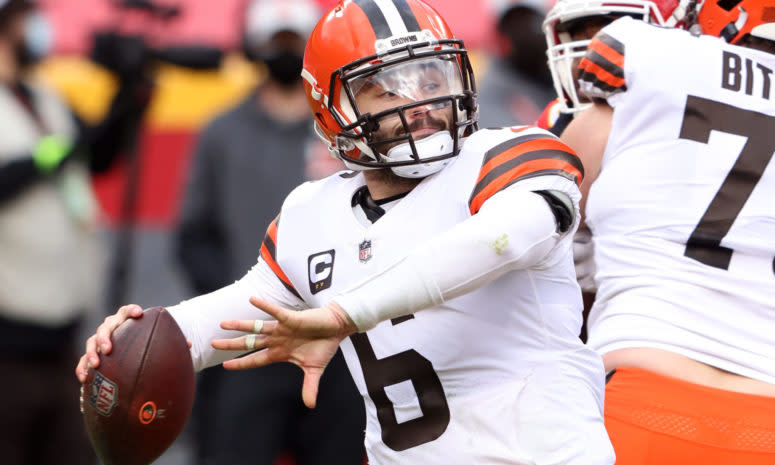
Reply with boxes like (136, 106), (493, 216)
(0, 0), (558, 464)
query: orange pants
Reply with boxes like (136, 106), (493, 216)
(605, 366), (775, 465)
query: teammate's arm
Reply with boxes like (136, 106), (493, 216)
(560, 101), (612, 223)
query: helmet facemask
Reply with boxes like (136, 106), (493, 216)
(543, 0), (674, 114)
(329, 40), (477, 178)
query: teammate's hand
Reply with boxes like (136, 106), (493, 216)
(74, 304), (143, 383)
(573, 226), (597, 293)
(211, 298), (357, 408)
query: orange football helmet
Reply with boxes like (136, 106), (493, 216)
(695, 0), (775, 44)
(301, 0), (477, 178)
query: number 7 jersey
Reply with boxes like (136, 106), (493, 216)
(582, 17), (775, 384)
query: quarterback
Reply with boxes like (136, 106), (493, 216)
(562, 0), (775, 463)
(77, 1), (614, 464)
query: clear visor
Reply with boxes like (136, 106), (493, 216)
(348, 55), (465, 115)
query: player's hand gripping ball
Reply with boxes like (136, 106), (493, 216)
(80, 307), (195, 465)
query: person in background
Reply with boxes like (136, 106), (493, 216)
(174, 1), (363, 464)
(0, 0), (136, 463)
(476, 0), (555, 128)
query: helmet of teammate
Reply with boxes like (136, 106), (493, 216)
(544, 0), (692, 113)
(302, 0), (478, 178)
(694, 0), (775, 44)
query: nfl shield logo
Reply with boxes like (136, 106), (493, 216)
(359, 240), (372, 263)
(89, 372), (118, 416)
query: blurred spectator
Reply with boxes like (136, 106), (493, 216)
(174, 1), (363, 465)
(0, 0), (136, 464)
(476, 0), (555, 127)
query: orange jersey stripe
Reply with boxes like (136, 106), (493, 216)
(477, 138), (572, 183)
(588, 38), (624, 69)
(260, 218), (301, 299)
(579, 58), (625, 89)
(469, 159), (582, 215)
(259, 242), (295, 290)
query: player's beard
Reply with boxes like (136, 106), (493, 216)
(365, 167), (423, 191)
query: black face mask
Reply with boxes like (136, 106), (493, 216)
(263, 51), (303, 87)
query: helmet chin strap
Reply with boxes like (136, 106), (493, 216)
(385, 131), (454, 178)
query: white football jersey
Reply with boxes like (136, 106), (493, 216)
(248, 127), (613, 464)
(581, 17), (775, 383)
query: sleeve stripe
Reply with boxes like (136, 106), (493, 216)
(478, 135), (570, 182)
(469, 154), (583, 215)
(260, 218), (302, 299)
(597, 32), (624, 56)
(578, 57), (625, 89)
(589, 36), (624, 69)
(586, 49), (623, 80)
(476, 147), (584, 191)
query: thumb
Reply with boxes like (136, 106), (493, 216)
(301, 367), (324, 409)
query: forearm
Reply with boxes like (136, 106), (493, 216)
(334, 189), (563, 331)
(167, 260), (306, 371)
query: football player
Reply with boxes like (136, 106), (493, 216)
(561, 0), (775, 463)
(76, 1), (615, 464)
(539, 0), (684, 319)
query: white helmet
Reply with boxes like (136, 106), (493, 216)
(543, 0), (691, 113)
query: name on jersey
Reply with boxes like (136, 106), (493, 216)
(722, 50), (773, 100)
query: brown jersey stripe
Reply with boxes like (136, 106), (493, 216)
(585, 48), (624, 83)
(578, 57), (625, 89)
(474, 147), (583, 195)
(260, 219), (302, 300)
(469, 156), (583, 214)
(478, 134), (567, 181)
(578, 69), (622, 94)
(588, 37), (624, 69)
(597, 32), (625, 56)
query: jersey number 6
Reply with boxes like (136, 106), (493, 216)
(350, 332), (450, 451)
(679, 95), (775, 274)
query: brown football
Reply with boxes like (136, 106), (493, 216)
(81, 307), (195, 465)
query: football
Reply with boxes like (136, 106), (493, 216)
(81, 307), (196, 465)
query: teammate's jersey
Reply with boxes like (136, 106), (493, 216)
(581, 17), (775, 384)
(254, 127), (612, 464)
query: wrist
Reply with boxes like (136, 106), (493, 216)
(326, 301), (358, 337)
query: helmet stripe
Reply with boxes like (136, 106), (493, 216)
(392, 0), (422, 32)
(354, 0), (394, 38)
(355, 0), (422, 39)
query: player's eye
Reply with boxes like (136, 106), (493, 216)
(379, 89), (400, 99)
(422, 82), (440, 93)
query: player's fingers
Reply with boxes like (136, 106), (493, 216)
(85, 335), (100, 368)
(96, 304), (142, 354)
(249, 297), (291, 323)
(222, 349), (273, 370)
(211, 334), (267, 352)
(75, 354), (89, 383)
(219, 319), (269, 334)
(301, 367), (323, 409)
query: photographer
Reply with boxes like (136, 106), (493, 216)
(0, 1), (108, 464)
